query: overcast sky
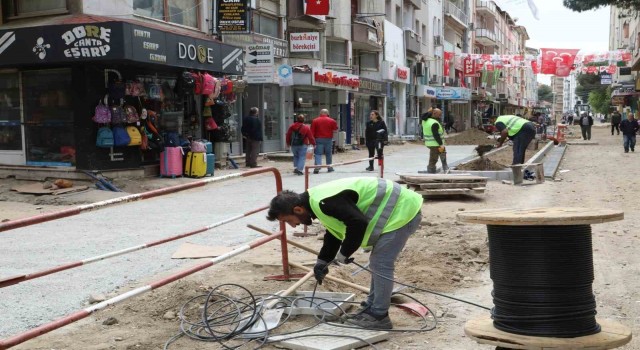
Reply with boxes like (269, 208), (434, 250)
(494, 0), (611, 85)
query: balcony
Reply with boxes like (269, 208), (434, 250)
(404, 0), (422, 9)
(405, 29), (421, 55)
(475, 28), (496, 46)
(476, 0), (497, 17)
(444, 1), (469, 29)
(352, 17), (383, 51)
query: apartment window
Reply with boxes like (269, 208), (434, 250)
(327, 40), (347, 65)
(385, 0), (392, 21)
(253, 12), (279, 38)
(395, 6), (401, 27)
(133, 0), (199, 28)
(623, 22), (630, 39)
(2, 0), (67, 20)
(422, 24), (427, 46)
(359, 52), (378, 70)
(415, 19), (419, 33)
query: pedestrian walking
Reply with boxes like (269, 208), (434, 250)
(310, 108), (338, 174)
(286, 114), (315, 175)
(611, 110), (622, 136)
(620, 112), (639, 153)
(241, 107), (263, 168)
(266, 177), (423, 330)
(490, 114), (536, 165)
(364, 110), (387, 172)
(579, 112), (593, 140)
(422, 108), (449, 173)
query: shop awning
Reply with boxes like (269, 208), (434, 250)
(0, 15), (244, 75)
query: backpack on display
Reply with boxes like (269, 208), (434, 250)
(96, 127), (114, 148)
(164, 131), (180, 147)
(179, 71), (195, 95)
(291, 127), (304, 146)
(190, 140), (207, 153)
(232, 79), (248, 94)
(205, 117), (218, 131)
(93, 100), (111, 124)
(124, 105), (139, 123)
(126, 126), (142, 146)
(192, 72), (203, 94)
(112, 126), (131, 146)
(110, 106), (127, 124)
(202, 73), (215, 95)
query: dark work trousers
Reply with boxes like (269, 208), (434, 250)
(512, 123), (536, 165)
(612, 123), (620, 135)
(580, 125), (592, 140)
(367, 142), (384, 169)
(245, 139), (261, 167)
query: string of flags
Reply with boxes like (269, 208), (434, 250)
(444, 49), (633, 78)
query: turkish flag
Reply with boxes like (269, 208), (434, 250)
(305, 0), (330, 15)
(541, 48), (579, 77)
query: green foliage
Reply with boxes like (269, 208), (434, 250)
(576, 74), (606, 104)
(588, 88), (611, 115)
(538, 84), (553, 103)
(563, 0), (640, 11)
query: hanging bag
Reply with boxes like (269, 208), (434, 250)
(126, 126), (142, 146)
(112, 125), (131, 146)
(202, 73), (215, 95)
(96, 127), (114, 148)
(205, 117), (218, 131)
(124, 105), (140, 123)
(93, 99), (111, 124)
(110, 106), (127, 124)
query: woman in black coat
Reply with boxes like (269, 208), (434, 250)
(364, 110), (388, 171)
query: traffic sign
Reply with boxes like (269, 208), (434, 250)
(245, 44), (273, 66)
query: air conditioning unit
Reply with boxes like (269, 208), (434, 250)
(433, 35), (443, 46)
(415, 62), (426, 77)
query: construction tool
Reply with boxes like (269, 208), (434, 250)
(474, 144), (495, 157)
(309, 280), (318, 307)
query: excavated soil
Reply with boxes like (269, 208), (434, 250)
(455, 157), (507, 171)
(445, 129), (498, 146)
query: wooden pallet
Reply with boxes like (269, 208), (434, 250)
(398, 174), (488, 197)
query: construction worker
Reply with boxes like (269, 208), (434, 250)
(266, 177), (423, 330)
(422, 108), (449, 173)
(490, 114), (536, 165)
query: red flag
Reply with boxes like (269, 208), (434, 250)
(531, 60), (539, 74)
(541, 48), (579, 77)
(305, 0), (330, 15)
(444, 51), (454, 77)
(458, 70), (466, 87)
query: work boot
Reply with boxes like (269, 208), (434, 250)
(345, 310), (393, 330)
(327, 167), (335, 173)
(365, 166), (374, 171)
(342, 301), (370, 320)
(313, 169), (320, 174)
(426, 166), (437, 174)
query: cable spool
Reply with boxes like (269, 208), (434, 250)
(457, 207), (632, 349)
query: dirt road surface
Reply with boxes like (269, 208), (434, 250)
(2, 125), (639, 349)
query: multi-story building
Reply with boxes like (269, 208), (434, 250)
(524, 47), (539, 109)
(609, 6), (637, 112)
(562, 74), (577, 114)
(0, 0), (244, 170)
(551, 76), (565, 120)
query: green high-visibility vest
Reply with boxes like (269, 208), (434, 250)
(422, 118), (444, 147)
(495, 115), (528, 137)
(308, 177), (423, 248)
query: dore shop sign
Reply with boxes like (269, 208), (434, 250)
(312, 68), (360, 91)
(62, 25), (111, 58)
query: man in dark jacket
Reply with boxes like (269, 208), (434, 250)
(241, 107), (263, 168)
(620, 112), (639, 153)
(579, 112), (594, 140)
(364, 110), (387, 171)
(611, 111), (622, 136)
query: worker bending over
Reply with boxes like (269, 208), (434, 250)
(490, 114), (536, 165)
(266, 177), (423, 329)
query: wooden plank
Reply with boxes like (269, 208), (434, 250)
(464, 317), (631, 350)
(419, 182), (486, 189)
(400, 176), (488, 184)
(456, 207), (624, 226)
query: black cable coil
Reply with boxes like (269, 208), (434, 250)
(487, 224), (601, 338)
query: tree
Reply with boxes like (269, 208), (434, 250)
(588, 87), (611, 115)
(564, 0), (640, 11)
(576, 74), (605, 105)
(538, 84), (553, 103)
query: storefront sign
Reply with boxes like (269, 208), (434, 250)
(381, 61), (410, 84)
(418, 85), (437, 99)
(383, 20), (405, 65)
(0, 22), (244, 74)
(600, 74), (612, 85)
(216, 0), (250, 33)
(222, 32), (288, 57)
(312, 68), (360, 91)
(463, 57), (476, 76)
(278, 64), (293, 86)
(436, 87), (471, 100)
(289, 32), (320, 52)
(358, 78), (385, 95)
(0, 23), (125, 66)
(245, 43), (274, 83)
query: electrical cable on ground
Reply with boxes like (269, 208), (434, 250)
(163, 260), (492, 349)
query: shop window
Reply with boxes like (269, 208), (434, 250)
(294, 90), (319, 120)
(0, 71), (21, 151)
(263, 85), (281, 141)
(326, 40), (347, 65)
(22, 69), (75, 166)
(2, 0), (67, 20)
(359, 51), (378, 70)
(253, 13), (279, 38)
(133, 0), (199, 29)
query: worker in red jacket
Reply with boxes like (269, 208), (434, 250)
(310, 108), (338, 174)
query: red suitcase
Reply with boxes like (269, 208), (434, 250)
(160, 147), (183, 178)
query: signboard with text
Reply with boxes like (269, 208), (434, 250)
(312, 68), (360, 91)
(289, 32), (320, 52)
(216, 0), (250, 33)
(245, 43), (274, 83)
(435, 87), (471, 100)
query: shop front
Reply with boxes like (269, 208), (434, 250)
(0, 19), (244, 170)
(381, 61), (410, 135)
(292, 68), (360, 133)
(351, 78), (386, 145)
(435, 87), (472, 132)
